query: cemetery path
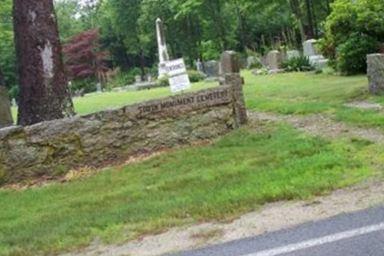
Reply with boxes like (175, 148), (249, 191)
(249, 111), (384, 144)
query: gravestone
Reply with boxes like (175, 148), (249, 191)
(196, 59), (204, 74)
(287, 50), (301, 60)
(204, 60), (220, 77)
(303, 39), (328, 70)
(266, 50), (282, 70)
(247, 56), (260, 69)
(221, 51), (240, 74)
(367, 54), (384, 95)
(303, 39), (319, 57)
(96, 82), (102, 93)
(135, 75), (142, 83)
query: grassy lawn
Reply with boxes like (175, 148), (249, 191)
(0, 123), (380, 255)
(3, 71), (384, 255)
(11, 81), (217, 120)
(242, 71), (384, 129)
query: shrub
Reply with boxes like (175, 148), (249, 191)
(282, 56), (313, 72)
(336, 33), (378, 75)
(321, 0), (383, 75)
(157, 76), (169, 87)
(106, 71), (135, 90)
(187, 70), (205, 83)
(8, 85), (19, 100)
(70, 78), (98, 94)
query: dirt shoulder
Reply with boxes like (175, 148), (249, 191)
(64, 179), (384, 256)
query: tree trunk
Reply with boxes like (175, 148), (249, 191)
(0, 68), (13, 128)
(13, 0), (74, 126)
(288, 0), (307, 43)
(305, 0), (315, 38)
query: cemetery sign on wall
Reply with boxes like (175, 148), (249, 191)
(165, 58), (191, 93)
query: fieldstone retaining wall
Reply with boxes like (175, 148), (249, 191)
(0, 79), (247, 184)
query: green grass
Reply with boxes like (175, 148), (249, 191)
(11, 81), (217, 120)
(11, 72), (384, 130)
(242, 71), (384, 129)
(0, 123), (378, 256)
(243, 71), (368, 115)
(4, 71), (384, 255)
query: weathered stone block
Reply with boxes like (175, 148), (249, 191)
(367, 54), (384, 95)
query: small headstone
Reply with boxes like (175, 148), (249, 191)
(266, 50), (282, 70)
(367, 54), (384, 95)
(96, 82), (102, 93)
(303, 39), (319, 57)
(286, 50), (301, 60)
(135, 75), (142, 84)
(204, 60), (220, 77)
(196, 59), (204, 74)
(246, 56), (258, 69)
(221, 51), (240, 74)
(11, 98), (17, 107)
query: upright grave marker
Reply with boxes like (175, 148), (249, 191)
(367, 54), (384, 95)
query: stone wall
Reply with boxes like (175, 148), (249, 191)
(0, 83), (246, 184)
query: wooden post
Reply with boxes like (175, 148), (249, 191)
(220, 51), (247, 127)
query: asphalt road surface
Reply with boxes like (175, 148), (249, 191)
(170, 205), (384, 256)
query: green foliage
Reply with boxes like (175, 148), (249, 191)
(281, 56), (313, 72)
(8, 85), (19, 100)
(106, 70), (135, 90)
(187, 70), (205, 83)
(336, 33), (378, 75)
(0, 123), (376, 255)
(0, 0), (17, 88)
(321, 0), (383, 74)
(157, 76), (170, 87)
(70, 78), (98, 94)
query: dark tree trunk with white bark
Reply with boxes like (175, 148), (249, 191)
(0, 68), (13, 128)
(13, 0), (74, 126)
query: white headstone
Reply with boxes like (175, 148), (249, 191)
(303, 39), (318, 57)
(156, 18), (170, 79)
(96, 83), (102, 93)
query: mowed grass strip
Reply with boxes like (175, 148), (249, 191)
(11, 81), (217, 120)
(243, 71), (368, 115)
(243, 71), (384, 129)
(0, 124), (376, 256)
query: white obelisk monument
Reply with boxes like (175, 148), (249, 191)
(156, 18), (170, 79)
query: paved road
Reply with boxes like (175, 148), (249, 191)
(170, 206), (384, 256)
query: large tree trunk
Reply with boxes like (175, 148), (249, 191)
(13, 0), (74, 126)
(0, 68), (13, 128)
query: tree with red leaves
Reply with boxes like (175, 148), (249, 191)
(63, 29), (109, 86)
